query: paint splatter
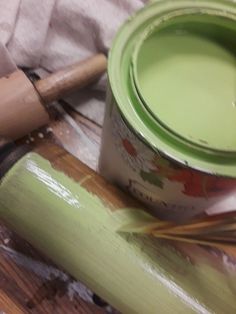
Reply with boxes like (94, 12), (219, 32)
(38, 132), (44, 139)
(46, 127), (53, 133)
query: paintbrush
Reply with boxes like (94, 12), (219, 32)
(0, 53), (107, 141)
(117, 208), (236, 249)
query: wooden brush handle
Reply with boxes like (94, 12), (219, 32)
(34, 54), (107, 104)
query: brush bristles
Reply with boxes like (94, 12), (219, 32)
(117, 210), (236, 249)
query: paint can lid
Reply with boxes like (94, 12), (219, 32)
(108, 0), (236, 177)
(132, 16), (236, 153)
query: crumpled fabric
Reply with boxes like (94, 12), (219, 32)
(0, 0), (146, 74)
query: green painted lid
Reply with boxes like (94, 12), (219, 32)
(133, 18), (236, 153)
(108, 0), (236, 177)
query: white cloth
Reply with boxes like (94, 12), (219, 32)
(0, 0), (146, 74)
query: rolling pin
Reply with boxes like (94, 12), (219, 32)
(0, 140), (223, 314)
(0, 54), (107, 140)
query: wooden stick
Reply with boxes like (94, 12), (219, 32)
(34, 54), (107, 104)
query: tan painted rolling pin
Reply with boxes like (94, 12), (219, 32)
(0, 54), (107, 140)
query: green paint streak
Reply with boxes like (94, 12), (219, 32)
(140, 170), (163, 188)
(0, 153), (236, 313)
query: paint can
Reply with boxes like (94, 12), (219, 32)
(99, 0), (236, 221)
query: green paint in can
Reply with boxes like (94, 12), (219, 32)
(134, 15), (236, 153)
(100, 0), (236, 220)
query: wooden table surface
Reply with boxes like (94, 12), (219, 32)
(0, 98), (113, 313)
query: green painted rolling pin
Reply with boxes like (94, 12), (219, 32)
(0, 141), (235, 313)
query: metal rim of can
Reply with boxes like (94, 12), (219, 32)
(108, 0), (236, 178)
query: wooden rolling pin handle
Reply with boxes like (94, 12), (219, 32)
(34, 53), (107, 105)
(0, 54), (107, 141)
(0, 70), (50, 141)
